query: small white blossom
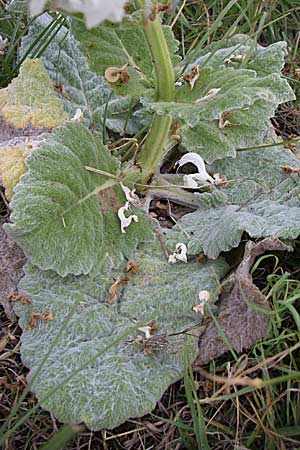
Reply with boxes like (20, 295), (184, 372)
(192, 290), (211, 316)
(118, 201), (139, 234)
(70, 108), (83, 122)
(120, 183), (139, 205)
(224, 54), (245, 64)
(138, 326), (152, 339)
(29, 0), (127, 28)
(176, 153), (215, 185)
(0, 35), (8, 55)
(168, 243), (188, 264)
(193, 88), (221, 104)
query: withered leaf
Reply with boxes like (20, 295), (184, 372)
(0, 218), (26, 319)
(196, 238), (293, 365)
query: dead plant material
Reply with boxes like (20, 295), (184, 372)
(196, 238), (293, 365)
(28, 310), (53, 329)
(0, 219), (26, 319)
(7, 292), (31, 304)
(108, 275), (122, 303)
(126, 260), (139, 275)
(219, 111), (234, 129)
(280, 165), (300, 174)
(104, 64), (130, 83)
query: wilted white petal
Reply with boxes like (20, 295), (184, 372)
(176, 152), (206, 173)
(71, 108), (83, 122)
(138, 326), (152, 339)
(193, 88), (221, 104)
(118, 201), (139, 234)
(0, 35), (8, 54)
(120, 183), (139, 204)
(183, 174), (199, 188)
(29, 0), (127, 28)
(176, 153), (215, 184)
(168, 243), (187, 264)
(224, 54), (245, 64)
(192, 290), (211, 315)
(189, 65), (200, 90)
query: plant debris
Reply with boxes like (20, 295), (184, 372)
(196, 238), (293, 365)
(0, 219), (26, 319)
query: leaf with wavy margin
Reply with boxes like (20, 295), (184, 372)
(13, 237), (228, 430)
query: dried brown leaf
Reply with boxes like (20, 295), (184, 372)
(0, 218), (26, 319)
(196, 238), (293, 365)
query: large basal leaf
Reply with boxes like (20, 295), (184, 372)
(14, 237), (228, 430)
(71, 12), (180, 98)
(5, 123), (119, 276)
(20, 13), (140, 136)
(144, 37), (294, 163)
(169, 146), (300, 259)
(0, 58), (69, 199)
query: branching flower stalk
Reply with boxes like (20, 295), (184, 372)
(134, 0), (175, 183)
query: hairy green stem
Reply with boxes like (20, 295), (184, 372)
(134, 1), (175, 182)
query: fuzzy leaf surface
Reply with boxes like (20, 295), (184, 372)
(14, 239), (228, 430)
(0, 58), (68, 129)
(71, 13), (180, 98)
(182, 34), (288, 76)
(20, 14), (140, 136)
(5, 123), (120, 276)
(170, 147), (300, 258)
(144, 38), (294, 163)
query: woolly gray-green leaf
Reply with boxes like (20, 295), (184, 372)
(5, 123), (120, 276)
(145, 67), (294, 128)
(71, 13), (180, 98)
(20, 13), (140, 136)
(169, 146), (300, 259)
(182, 34), (288, 76)
(144, 38), (294, 163)
(14, 238), (228, 430)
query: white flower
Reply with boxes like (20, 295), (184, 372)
(118, 201), (139, 234)
(138, 326), (151, 339)
(120, 183), (139, 205)
(192, 290), (211, 316)
(176, 153), (215, 186)
(0, 35), (8, 55)
(70, 108), (83, 122)
(168, 243), (187, 264)
(29, 0), (127, 28)
(224, 54), (245, 64)
(193, 88), (221, 104)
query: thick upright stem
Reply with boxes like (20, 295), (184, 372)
(135, 1), (175, 181)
